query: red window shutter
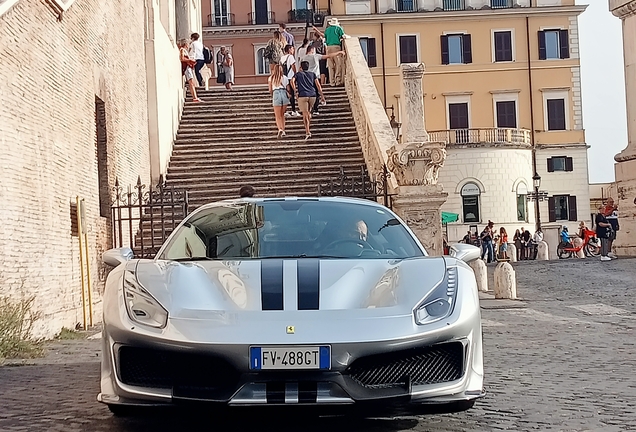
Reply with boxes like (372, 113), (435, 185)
(568, 195), (577, 221)
(548, 197), (556, 222)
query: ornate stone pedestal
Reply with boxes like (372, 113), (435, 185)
(387, 63), (448, 255)
(610, 0), (636, 255)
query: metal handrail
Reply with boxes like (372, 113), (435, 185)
(491, 0), (513, 8)
(207, 13), (235, 27)
(395, 0), (419, 12)
(248, 11), (275, 25)
(442, 0), (465, 11)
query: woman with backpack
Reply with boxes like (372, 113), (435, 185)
(264, 31), (286, 74)
(268, 64), (291, 138)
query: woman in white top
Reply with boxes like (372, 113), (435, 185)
(296, 38), (309, 62)
(268, 64), (291, 138)
(178, 39), (201, 102)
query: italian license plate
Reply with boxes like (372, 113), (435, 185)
(250, 346), (331, 370)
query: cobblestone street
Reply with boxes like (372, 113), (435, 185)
(1, 258), (635, 432)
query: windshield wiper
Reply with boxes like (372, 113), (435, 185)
(173, 257), (214, 261)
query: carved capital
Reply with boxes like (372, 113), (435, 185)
(610, 0), (636, 18)
(401, 63), (425, 80)
(387, 141), (447, 186)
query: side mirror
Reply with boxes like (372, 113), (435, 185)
(449, 243), (481, 263)
(102, 247), (134, 267)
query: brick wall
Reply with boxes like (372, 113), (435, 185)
(0, 0), (151, 337)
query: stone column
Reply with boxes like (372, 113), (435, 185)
(610, 0), (636, 255)
(388, 64), (449, 256)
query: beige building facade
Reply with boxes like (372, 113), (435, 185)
(329, 0), (591, 242)
(0, 0), (200, 337)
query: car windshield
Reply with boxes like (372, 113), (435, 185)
(157, 200), (425, 260)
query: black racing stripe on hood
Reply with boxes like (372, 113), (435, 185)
(261, 260), (284, 311)
(297, 259), (320, 310)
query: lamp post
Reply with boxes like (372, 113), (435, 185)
(385, 105), (402, 139)
(532, 172), (542, 232)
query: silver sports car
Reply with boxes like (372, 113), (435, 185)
(98, 197), (484, 415)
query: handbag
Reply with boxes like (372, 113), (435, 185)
(216, 70), (226, 84)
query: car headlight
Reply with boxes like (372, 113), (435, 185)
(414, 266), (458, 325)
(123, 270), (168, 328)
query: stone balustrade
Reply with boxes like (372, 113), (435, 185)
(343, 38), (399, 195)
(428, 128), (532, 147)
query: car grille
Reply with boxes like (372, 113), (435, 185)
(346, 342), (465, 389)
(117, 346), (240, 398)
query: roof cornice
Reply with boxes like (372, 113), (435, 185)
(332, 5), (588, 24)
(203, 23), (308, 38)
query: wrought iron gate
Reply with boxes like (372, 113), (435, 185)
(111, 176), (189, 258)
(318, 165), (395, 208)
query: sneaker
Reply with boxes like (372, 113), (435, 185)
(305, 133), (312, 141)
(320, 100), (327, 106)
(291, 111), (301, 117)
(600, 256), (612, 261)
(284, 112), (291, 118)
(608, 252), (617, 258)
(276, 130), (283, 139)
(312, 111), (319, 115)
(281, 131), (286, 137)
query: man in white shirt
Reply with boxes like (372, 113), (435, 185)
(190, 33), (205, 87)
(280, 44), (300, 117)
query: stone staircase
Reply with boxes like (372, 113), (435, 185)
(167, 85), (366, 208)
(134, 85), (368, 254)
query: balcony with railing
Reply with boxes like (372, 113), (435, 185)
(207, 13), (235, 27)
(288, 9), (328, 24)
(442, 0), (466, 10)
(395, 0), (419, 12)
(248, 11), (276, 25)
(490, 0), (513, 8)
(428, 128), (531, 147)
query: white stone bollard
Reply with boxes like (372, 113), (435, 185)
(494, 262), (517, 299)
(573, 237), (585, 258)
(537, 241), (549, 261)
(469, 259), (488, 293)
(508, 243), (517, 263)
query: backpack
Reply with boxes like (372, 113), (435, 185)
(281, 56), (289, 76)
(263, 43), (274, 61)
(203, 46), (212, 64)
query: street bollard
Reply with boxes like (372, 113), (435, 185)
(494, 262), (517, 299)
(469, 259), (488, 293)
(537, 241), (549, 261)
(573, 237), (585, 258)
(508, 243), (517, 263)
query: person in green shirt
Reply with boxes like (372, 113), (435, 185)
(323, 18), (347, 86)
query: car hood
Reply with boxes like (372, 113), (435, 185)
(134, 257), (448, 318)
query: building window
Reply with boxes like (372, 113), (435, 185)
(491, 0), (512, 8)
(441, 34), (472, 65)
(493, 31), (513, 62)
(549, 195), (577, 222)
(359, 37), (377, 67)
(461, 183), (481, 223)
(496, 100), (517, 128)
(213, 0), (230, 26)
(547, 156), (573, 172)
(516, 183), (528, 222)
(396, 0), (416, 12)
(255, 47), (268, 75)
(547, 98), (566, 130)
(95, 97), (110, 218)
(399, 35), (418, 63)
(443, 0), (465, 11)
(538, 29), (569, 60)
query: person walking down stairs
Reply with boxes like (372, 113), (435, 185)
(178, 39), (201, 103)
(268, 64), (291, 138)
(292, 61), (324, 141)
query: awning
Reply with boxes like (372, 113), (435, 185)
(442, 212), (459, 225)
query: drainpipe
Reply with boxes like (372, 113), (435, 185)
(381, 22), (387, 107)
(526, 15), (539, 232)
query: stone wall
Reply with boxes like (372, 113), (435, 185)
(0, 0), (151, 337)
